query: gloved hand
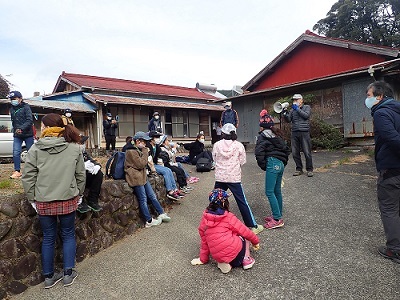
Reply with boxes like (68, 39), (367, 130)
(252, 243), (260, 251)
(84, 160), (95, 173)
(292, 103), (299, 111)
(31, 202), (37, 213)
(92, 165), (101, 175)
(191, 258), (204, 265)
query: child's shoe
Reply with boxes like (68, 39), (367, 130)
(242, 256), (255, 270)
(157, 213), (171, 223)
(217, 262), (232, 274)
(264, 219), (284, 229)
(145, 218), (162, 228)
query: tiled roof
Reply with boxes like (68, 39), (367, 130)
(55, 72), (220, 101)
(84, 94), (224, 111)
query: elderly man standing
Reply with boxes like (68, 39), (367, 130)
(366, 81), (400, 263)
(8, 91), (34, 179)
(283, 94), (313, 177)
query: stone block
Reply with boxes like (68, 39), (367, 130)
(13, 253), (37, 280)
(0, 219), (13, 241)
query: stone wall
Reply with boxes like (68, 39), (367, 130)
(0, 175), (169, 299)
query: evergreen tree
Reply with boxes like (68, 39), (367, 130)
(0, 74), (11, 98)
(313, 0), (400, 47)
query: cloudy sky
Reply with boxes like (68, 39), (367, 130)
(0, 0), (336, 98)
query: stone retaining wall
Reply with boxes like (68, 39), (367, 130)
(0, 175), (169, 299)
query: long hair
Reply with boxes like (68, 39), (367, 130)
(221, 131), (237, 141)
(41, 113), (81, 143)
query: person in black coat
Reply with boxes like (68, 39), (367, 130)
(103, 112), (118, 151)
(148, 112), (162, 133)
(8, 91), (34, 179)
(255, 109), (291, 230)
(182, 133), (213, 165)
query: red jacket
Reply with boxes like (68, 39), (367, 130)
(198, 210), (259, 264)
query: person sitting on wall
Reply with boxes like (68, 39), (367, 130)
(77, 136), (103, 213)
(122, 136), (133, 152)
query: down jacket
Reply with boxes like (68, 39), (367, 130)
(198, 210), (259, 264)
(255, 129), (291, 171)
(10, 101), (34, 138)
(283, 104), (311, 132)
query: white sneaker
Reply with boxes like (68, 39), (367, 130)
(157, 213), (171, 223)
(145, 218), (162, 228)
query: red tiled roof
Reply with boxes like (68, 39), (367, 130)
(56, 72), (219, 101)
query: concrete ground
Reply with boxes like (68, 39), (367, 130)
(12, 149), (400, 299)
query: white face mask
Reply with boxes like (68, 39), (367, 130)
(107, 117), (112, 120)
(154, 115), (159, 120)
(154, 138), (161, 144)
(65, 113), (72, 118)
(365, 96), (379, 109)
(199, 138), (205, 144)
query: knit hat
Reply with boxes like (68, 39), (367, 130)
(259, 109), (275, 128)
(209, 188), (230, 205)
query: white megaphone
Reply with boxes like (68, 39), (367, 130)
(273, 101), (289, 113)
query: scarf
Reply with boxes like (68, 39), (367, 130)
(40, 127), (64, 138)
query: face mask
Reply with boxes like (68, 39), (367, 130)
(365, 97), (379, 109)
(154, 138), (161, 144)
(199, 138), (205, 144)
(154, 116), (159, 120)
(65, 113), (72, 118)
(11, 100), (19, 106)
(107, 117), (112, 120)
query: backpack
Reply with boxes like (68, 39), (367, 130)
(196, 157), (212, 172)
(105, 152), (126, 180)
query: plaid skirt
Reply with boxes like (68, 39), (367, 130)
(36, 195), (79, 216)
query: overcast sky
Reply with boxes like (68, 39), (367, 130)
(0, 0), (336, 98)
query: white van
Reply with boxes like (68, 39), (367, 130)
(0, 115), (30, 162)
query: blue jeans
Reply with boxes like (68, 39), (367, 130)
(291, 131), (313, 172)
(13, 136), (34, 171)
(214, 181), (257, 228)
(265, 157), (284, 220)
(39, 212), (76, 276)
(154, 165), (177, 191)
(177, 162), (190, 179)
(133, 181), (164, 222)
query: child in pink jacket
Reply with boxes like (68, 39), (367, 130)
(191, 189), (260, 273)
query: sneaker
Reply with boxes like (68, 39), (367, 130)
(187, 177), (199, 184)
(264, 216), (273, 223)
(63, 269), (78, 287)
(77, 202), (91, 213)
(185, 185), (194, 191)
(251, 224), (264, 235)
(293, 170), (303, 176)
(378, 246), (400, 263)
(217, 262), (232, 274)
(307, 171), (314, 177)
(265, 219), (284, 229)
(87, 202), (102, 212)
(242, 256), (255, 270)
(44, 272), (63, 289)
(174, 191), (185, 198)
(157, 213), (171, 223)
(145, 218), (162, 228)
(10, 171), (22, 179)
(180, 187), (191, 193)
(167, 192), (180, 202)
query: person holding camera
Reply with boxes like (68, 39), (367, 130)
(103, 112), (118, 152)
(283, 94), (313, 177)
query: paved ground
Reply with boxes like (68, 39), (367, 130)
(12, 149), (400, 299)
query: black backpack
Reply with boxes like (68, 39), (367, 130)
(196, 157), (212, 172)
(105, 152), (126, 180)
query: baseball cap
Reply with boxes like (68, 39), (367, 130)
(7, 91), (23, 99)
(292, 94), (303, 100)
(106, 112), (112, 117)
(149, 130), (162, 138)
(221, 123), (236, 134)
(133, 131), (151, 141)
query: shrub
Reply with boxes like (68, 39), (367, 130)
(310, 118), (344, 150)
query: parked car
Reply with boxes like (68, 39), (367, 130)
(0, 115), (30, 162)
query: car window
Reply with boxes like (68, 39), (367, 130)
(0, 119), (12, 133)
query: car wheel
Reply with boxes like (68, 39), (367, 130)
(20, 148), (28, 163)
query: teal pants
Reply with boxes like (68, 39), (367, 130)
(265, 157), (284, 220)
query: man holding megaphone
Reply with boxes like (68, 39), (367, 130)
(282, 94), (314, 177)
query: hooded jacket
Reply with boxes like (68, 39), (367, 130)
(371, 97), (400, 171)
(124, 146), (149, 187)
(220, 109), (239, 127)
(255, 129), (291, 170)
(10, 101), (34, 138)
(283, 104), (311, 132)
(212, 139), (245, 183)
(22, 137), (86, 202)
(198, 210), (259, 264)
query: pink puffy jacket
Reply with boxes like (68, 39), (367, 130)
(198, 210), (259, 264)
